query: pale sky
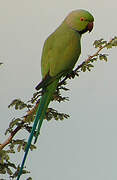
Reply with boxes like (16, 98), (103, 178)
(0, 0), (117, 180)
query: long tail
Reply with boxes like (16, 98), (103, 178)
(17, 79), (59, 180)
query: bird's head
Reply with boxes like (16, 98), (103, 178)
(65, 9), (94, 34)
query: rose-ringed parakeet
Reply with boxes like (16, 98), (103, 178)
(17, 9), (94, 179)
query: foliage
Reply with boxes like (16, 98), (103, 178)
(0, 37), (117, 179)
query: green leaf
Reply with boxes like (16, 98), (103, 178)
(8, 99), (32, 110)
(106, 43), (112, 49)
(99, 54), (108, 62)
(87, 63), (94, 71)
(46, 108), (69, 121)
(5, 118), (22, 135)
(90, 57), (98, 62)
(93, 39), (107, 48)
(81, 65), (86, 72)
(111, 37), (117, 46)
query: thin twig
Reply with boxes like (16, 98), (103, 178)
(59, 38), (113, 86)
(0, 103), (39, 151)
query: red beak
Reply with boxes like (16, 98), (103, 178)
(87, 22), (94, 32)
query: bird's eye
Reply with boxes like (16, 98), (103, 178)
(80, 17), (85, 21)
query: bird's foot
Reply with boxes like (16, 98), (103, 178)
(66, 71), (79, 79)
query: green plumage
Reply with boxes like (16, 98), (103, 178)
(17, 9), (94, 180)
(41, 23), (81, 78)
(34, 79), (59, 143)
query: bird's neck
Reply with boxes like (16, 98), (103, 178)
(60, 21), (82, 37)
(63, 19), (87, 35)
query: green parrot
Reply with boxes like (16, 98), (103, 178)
(17, 9), (94, 179)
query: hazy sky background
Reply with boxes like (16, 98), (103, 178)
(0, 0), (117, 179)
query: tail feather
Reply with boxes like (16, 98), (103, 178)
(17, 79), (58, 180)
(34, 79), (59, 143)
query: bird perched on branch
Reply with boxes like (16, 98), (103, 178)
(17, 9), (94, 179)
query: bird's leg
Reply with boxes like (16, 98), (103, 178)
(66, 70), (79, 79)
